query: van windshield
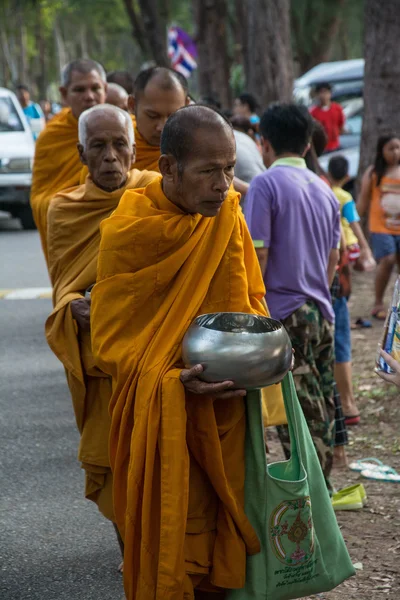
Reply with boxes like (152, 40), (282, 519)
(0, 97), (24, 132)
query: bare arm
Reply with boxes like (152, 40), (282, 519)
(255, 247), (269, 277)
(327, 248), (339, 286)
(357, 166), (374, 217)
(233, 176), (249, 196)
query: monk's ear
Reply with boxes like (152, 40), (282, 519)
(185, 95), (191, 107)
(131, 143), (136, 165)
(128, 95), (135, 114)
(59, 86), (68, 105)
(77, 143), (87, 166)
(302, 142), (311, 157)
(159, 154), (177, 181)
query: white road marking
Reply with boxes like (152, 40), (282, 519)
(0, 288), (52, 299)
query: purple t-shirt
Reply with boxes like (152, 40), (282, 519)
(245, 162), (340, 323)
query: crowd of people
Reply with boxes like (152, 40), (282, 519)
(16, 57), (400, 599)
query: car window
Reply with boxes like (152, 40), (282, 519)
(345, 113), (363, 135)
(0, 97), (24, 132)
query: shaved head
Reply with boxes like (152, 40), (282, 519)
(77, 104), (135, 192)
(61, 59), (106, 88)
(161, 105), (234, 168)
(130, 66), (189, 147)
(159, 105), (236, 217)
(106, 83), (129, 111)
(134, 66), (188, 99)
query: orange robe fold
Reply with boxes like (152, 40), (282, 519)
(91, 178), (278, 598)
(30, 108), (90, 261)
(133, 124), (161, 172)
(45, 169), (158, 520)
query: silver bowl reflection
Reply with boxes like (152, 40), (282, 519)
(182, 312), (292, 389)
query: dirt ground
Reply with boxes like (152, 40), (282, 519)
(267, 270), (400, 599)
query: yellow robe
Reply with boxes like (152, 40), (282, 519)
(45, 169), (158, 520)
(30, 108), (88, 262)
(91, 177), (280, 599)
(133, 124), (161, 172)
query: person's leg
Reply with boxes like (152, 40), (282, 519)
(333, 296), (358, 418)
(279, 303), (334, 489)
(332, 383), (349, 469)
(370, 233), (397, 315)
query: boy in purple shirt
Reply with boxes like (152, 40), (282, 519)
(245, 104), (340, 487)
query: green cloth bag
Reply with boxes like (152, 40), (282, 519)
(228, 373), (355, 600)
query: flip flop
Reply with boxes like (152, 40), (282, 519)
(361, 468), (400, 483)
(351, 318), (372, 330)
(349, 457), (393, 473)
(344, 414), (361, 426)
(371, 308), (387, 320)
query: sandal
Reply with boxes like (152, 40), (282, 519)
(344, 414), (361, 426)
(361, 467), (400, 483)
(371, 307), (387, 320)
(349, 457), (393, 473)
(351, 318), (372, 330)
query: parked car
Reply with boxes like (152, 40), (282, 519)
(294, 59), (364, 107)
(0, 87), (35, 229)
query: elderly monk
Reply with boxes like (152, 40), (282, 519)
(45, 104), (158, 554)
(31, 58), (107, 261)
(91, 105), (281, 600)
(128, 66), (189, 171)
(106, 82), (129, 111)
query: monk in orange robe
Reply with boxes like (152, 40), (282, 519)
(91, 106), (281, 599)
(128, 66), (251, 201)
(30, 58), (108, 261)
(128, 66), (189, 172)
(45, 105), (158, 551)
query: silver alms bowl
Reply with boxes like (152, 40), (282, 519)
(182, 312), (292, 389)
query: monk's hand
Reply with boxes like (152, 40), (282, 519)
(180, 364), (246, 400)
(70, 297), (91, 332)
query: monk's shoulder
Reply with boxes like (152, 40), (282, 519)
(48, 184), (86, 218)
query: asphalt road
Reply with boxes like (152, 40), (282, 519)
(0, 215), (123, 599)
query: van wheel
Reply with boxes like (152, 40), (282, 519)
(18, 205), (36, 230)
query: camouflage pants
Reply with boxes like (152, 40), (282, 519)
(276, 301), (336, 490)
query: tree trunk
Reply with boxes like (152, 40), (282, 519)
(245, 0), (293, 107)
(193, 0), (232, 109)
(291, 0), (345, 74)
(233, 0), (247, 66)
(137, 0), (169, 66)
(359, 0), (400, 179)
(122, 0), (149, 57)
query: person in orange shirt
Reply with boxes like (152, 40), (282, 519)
(30, 58), (107, 261)
(358, 134), (400, 318)
(90, 105), (282, 600)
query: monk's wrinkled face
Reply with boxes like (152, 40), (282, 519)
(60, 70), (107, 119)
(78, 112), (135, 192)
(161, 126), (236, 217)
(130, 80), (188, 146)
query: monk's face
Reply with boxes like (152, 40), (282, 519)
(161, 127), (236, 217)
(78, 112), (135, 192)
(60, 70), (107, 119)
(130, 81), (188, 146)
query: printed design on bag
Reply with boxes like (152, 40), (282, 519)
(269, 497), (315, 566)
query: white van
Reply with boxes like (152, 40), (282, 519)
(0, 88), (35, 229)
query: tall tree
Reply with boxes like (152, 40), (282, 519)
(193, 0), (232, 109)
(245, 0), (293, 108)
(359, 0), (400, 178)
(291, 0), (346, 74)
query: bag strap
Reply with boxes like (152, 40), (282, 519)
(281, 373), (303, 463)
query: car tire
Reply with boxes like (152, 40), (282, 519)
(18, 205), (36, 230)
